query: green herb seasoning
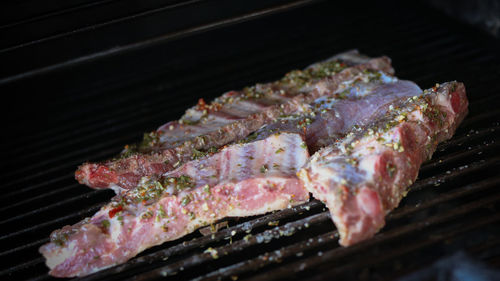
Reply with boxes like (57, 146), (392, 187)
(52, 232), (72, 246)
(281, 60), (347, 88)
(260, 165), (269, 174)
(179, 118), (200, 125)
(203, 184), (211, 194)
(141, 211), (154, 220)
(181, 194), (193, 206)
(386, 163), (397, 178)
(101, 220), (110, 228)
(157, 205), (167, 218)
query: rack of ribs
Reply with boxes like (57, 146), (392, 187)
(75, 50), (393, 192)
(298, 82), (468, 246)
(41, 132), (309, 277)
(41, 50), (468, 277)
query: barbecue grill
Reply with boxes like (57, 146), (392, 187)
(1, 0), (499, 280)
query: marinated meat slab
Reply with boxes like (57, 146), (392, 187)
(41, 133), (309, 277)
(41, 50), (469, 278)
(298, 82), (468, 246)
(40, 70), (427, 277)
(76, 50), (394, 191)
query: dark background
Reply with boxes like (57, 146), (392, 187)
(0, 1), (499, 280)
(423, 0), (500, 38)
(1, 0), (499, 142)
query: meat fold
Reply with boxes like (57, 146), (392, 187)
(76, 50), (394, 191)
(248, 71), (422, 152)
(41, 132), (309, 277)
(298, 82), (468, 246)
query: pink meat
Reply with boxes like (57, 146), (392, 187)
(299, 82), (468, 246)
(41, 132), (309, 277)
(76, 50), (394, 190)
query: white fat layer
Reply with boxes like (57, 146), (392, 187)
(227, 190), (305, 217)
(46, 241), (77, 269)
(109, 184), (126, 196)
(110, 218), (121, 242)
(357, 154), (378, 183)
(316, 49), (365, 65)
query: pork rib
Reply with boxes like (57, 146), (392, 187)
(41, 132), (309, 277)
(298, 82), (468, 246)
(76, 50), (393, 191)
(43, 68), (419, 277)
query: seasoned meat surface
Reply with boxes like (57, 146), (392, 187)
(41, 133), (309, 277)
(42, 50), (470, 278)
(76, 50), (393, 191)
(299, 82), (468, 246)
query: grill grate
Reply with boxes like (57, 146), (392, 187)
(1, 0), (499, 280)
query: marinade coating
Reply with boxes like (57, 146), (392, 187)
(42, 133), (309, 277)
(299, 82), (468, 246)
(76, 50), (393, 191)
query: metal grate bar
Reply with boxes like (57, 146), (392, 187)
(0, 238), (49, 258)
(390, 177), (500, 220)
(2, 67), (496, 193)
(2, 94), (497, 216)
(138, 176), (500, 280)
(2, 1), (500, 280)
(191, 231), (337, 281)
(196, 177), (500, 280)
(0, 173), (75, 200)
(0, 0), (224, 53)
(0, 257), (46, 277)
(460, 110), (500, 128)
(420, 142), (499, 175)
(0, 183), (81, 214)
(0, 0), (119, 29)
(249, 194), (500, 281)
(0, 145), (488, 241)
(1, 34), (475, 186)
(83, 174), (500, 280)
(2, 130), (496, 247)
(0, 13), (433, 149)
(0, 201), (324, 278)
(127, 212), (332, 281)
(410, 157), (500, 192)
(308, 214), (500, 281)
(0, 199), (104, 241)
(5, 136), (491, 220)
(1, 12), (425, 154)
(436, 125), (499, 152)
(0, 0), (322, 85)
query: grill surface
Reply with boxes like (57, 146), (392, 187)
(1, 1), (500, 280)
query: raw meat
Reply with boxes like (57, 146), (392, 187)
(298, 82), (468, 246)
(75, 50), (393, 191)
(41, 133), (309, 277)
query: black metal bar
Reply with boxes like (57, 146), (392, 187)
(0, 199), (104, 241)
(86, 174), (500, 280)
(0, 9), (417, 152)
(196, 177), (500, 280)
(0, 0), (119, 29)
(0, 0), (321, 84)
(410, 157), (500, 191)
(2, 1), (500, 280)
(308, 213), (500, 281)
(126, 212), (331, 281)
(5, 201), (323, 279)
(249, 194), (500, 281)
